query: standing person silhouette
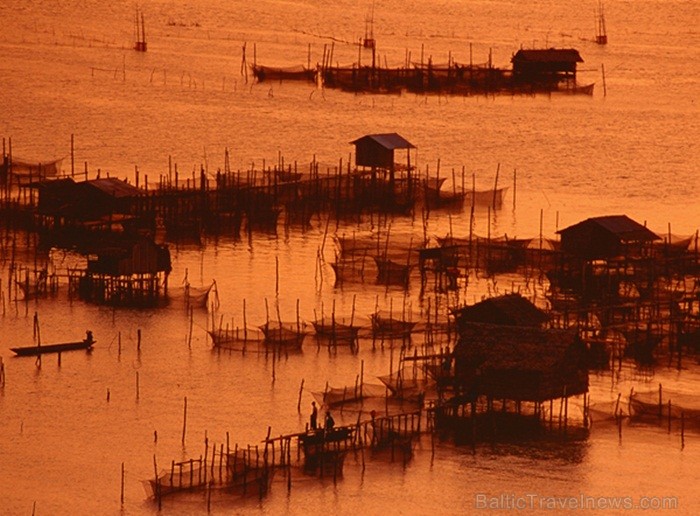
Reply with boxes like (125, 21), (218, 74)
(324, 410), (335, 431)
(310, 401), (318, 430)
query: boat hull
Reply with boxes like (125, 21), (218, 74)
(11, 339), (94, 357)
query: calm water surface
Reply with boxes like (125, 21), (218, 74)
(1, 0), (699, 514)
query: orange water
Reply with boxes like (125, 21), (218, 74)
(1, 0), (699, 514)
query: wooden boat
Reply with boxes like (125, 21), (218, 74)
(312, 383), (387, 407)
(464, 186), (508, 207)
(259, 321), (307, 350)
(208, 327), (266, 350)
(11, 332), (95, 357)
(423, 176), (464, 209)
(274, 169), (303, 183)
(311, 318), (362, 344)
(374, 257), (411, 286)
(334, 234), (377, 257)
(245, 205), (283, 230)
(424, 184), (467, 211)
(423, 177), (447, 192)
(417, 244), (462, 272)
(251, 64), (316, 83)
(560, 82), (595, 95)
(298, 426), (353, 450)
(370, 312), (417, 338)
(298, 426), (354, 474)
(226, 448), (274, 496)
(330, 257), (367, 284)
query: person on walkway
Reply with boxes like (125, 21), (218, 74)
(310, 401), (318, 430)
(324, 410), (335, 431)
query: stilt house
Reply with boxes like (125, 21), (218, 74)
(448, 294), (589, 403)
(558, 214), (660, 260)
(78, 235), (171, 306)
(451, 322), (588, 402)
(434, 294), (589, 441)
(552, 215), (660, 300)
(451, 292), (549, 331)
(350, 133), (417, 211)
(37, 177), (141, 232)
(511, 48), (583, 87)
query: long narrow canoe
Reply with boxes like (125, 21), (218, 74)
(10, 338), (95, 357)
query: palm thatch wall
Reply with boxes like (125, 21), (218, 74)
(453, 322), (588, 402)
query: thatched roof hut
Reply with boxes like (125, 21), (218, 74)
(453, 322), (588, 402)
(87, 236), (171, 276)
(557, 214), (660, 260)
(37, 177), (139, 222)
(452, 293), (549, 330)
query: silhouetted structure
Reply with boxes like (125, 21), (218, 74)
(451, 293), (550, 330)
(71, 235), (171, 306)
(350, 133), (418, 212)
(558, 214), (660, 260)
(511, 48), (583, 91)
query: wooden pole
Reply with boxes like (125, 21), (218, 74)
(297, 378), (305, 413)
(601, 63), (607, 97)
(188, 307), (194, 349)
(681, 411), (685, 450)
(182, 396), (188, 444)
(492, 163), (500, 209)
(360, 359), (364, 398)
(275, 256), (279, 297)
(153, 454), (161, 509)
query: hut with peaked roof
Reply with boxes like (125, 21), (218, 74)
(37, 177), (141, 228)
(433, 294), (589, 443)
(86, 235), (171, 277)
(550, 215), (661, 302)
(73, 234), (171, 307)
(451, 293), (549, 331)
(558, 215), (660, 260)
(511, 48), (583, 89)
(81, 177), (140, 210)
(351, 133), (415, 171)
(349, 133), (418, 212)
(434, 321), (589, 442)
(451, 323), (588, 403)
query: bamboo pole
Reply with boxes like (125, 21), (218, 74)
(601, 63), (607, 97)
(297, 378), (305, 413)
(182, 396), (188, 444)
(492, 163), (500, 209)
